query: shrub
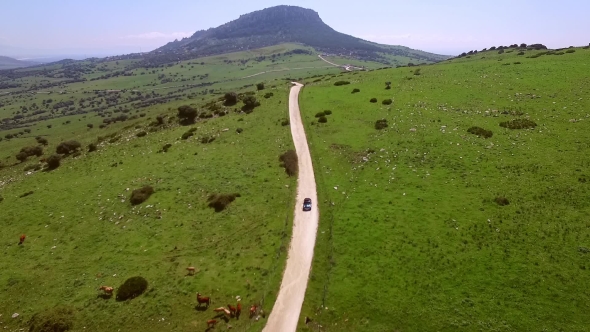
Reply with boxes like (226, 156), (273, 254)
(279, 150), (298, 177)
(385, 82), (391, 89)
(370, 98), (378, 103)
(181, 131), (194, 140)
(333, 81), (350, 86)
(28, 306), (75, 332)
(88, 143), (97, 152)
(0, 195), (3, 203)
(130, 186), (154, 205)
(161, 143), (172, 152)
(494, 197), (510, 206)
(87, 124), (93, 129)
(264, 92), (274, 99)
(324, 110), (332, 115)
(156, 116), (164, 125)
(46, 154), (62, 170)
(56, 141), (81, 155)
(517, 51), (525, 55)
(281, 119), (290, 126)
(136, 131), (147, 137)
(224, 92), (238, 106)
(351, 88), (360, 94)
(200, 136), (216, 144)
(375, 119), (388, 130)
(242, 96), (260, 112)
(236, 128), (244, 133)
(36, 137), (48, 146)
(413, 68), (421, 75)
(566, 49), (576, 53)
(499, 119), (537, 129)
(315, 112), (326, 118)
(382, 99), (393, 105)
(256, 83), (265, 90)
(318, 116), (328, 123)
(16, 152), (29, 162)
(207, 193), (241, 212)
(467, 126), (493, 138)
(116, 276), (148, 301)
(177, 105), (198, 124)
(498, 49), (505, 54)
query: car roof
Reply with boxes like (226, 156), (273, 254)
(304, 198), (311, 201)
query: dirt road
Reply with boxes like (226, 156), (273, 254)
(263, 83), (319, 332)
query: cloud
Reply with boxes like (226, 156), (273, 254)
(122, 32), (192, 40)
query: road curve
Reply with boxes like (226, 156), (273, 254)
(263, 83), (319, 332)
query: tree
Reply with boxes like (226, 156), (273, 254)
(16, 152), (28, 162)
(520, 43), (527, 48)
(56, 141), (81, 155)
(224, 92), (238, 106)
(177, 105), (198, 124)
(242, 96), (260, 112)
(46, 154), (62, 170)
(256, 83), (265, 91)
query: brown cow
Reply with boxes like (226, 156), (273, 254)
(196, 292), (211, 308)
(99, 286), (114, 295)
(18, 234), (26, 245)
(186, 267), (195, 275)
(206, 319), (217, 328)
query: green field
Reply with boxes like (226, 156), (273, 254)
(0, 77), (298, 330)
(298, 47), (590, 331)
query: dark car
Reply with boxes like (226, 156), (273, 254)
(303, 198), (312, 211)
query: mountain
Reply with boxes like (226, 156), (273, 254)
(154, 5), (447, 65)
(0, 55), (40, 70)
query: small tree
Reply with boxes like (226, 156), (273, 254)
(177, 105), (198, 125)
(520, 43), (527, 48)
(256, 83), (265, 91)
(36, 137), (48, 146)
(224, 92), (238, 106)
(46, 154), (62, 170)
(16, 152), (28, 162)
(56, 141), (81, 155)
(242, 96), (260, 112)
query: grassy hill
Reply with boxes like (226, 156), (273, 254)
(0, 44), (346, 332)
(155, 5), (447, 66)
(298, 46), (590, 331)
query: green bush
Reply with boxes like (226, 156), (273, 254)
(382, 99), (393, 105)
(315, 112), (325, 118)
(181, 131), (193, 140)
(413, 68), (421, 75)
(256, 83), (265, 90)
(324, 110), (332, 115)
(264, 92), (274, 99)
(351, 88), (360, 93)
(370, 98), (377, 103)
(242, 96), (260, 112)
(201, 136), (216, 144)
(0, 195), (3, 203)
(177, 105), (198, 124)
(566, 49), (576, 53)
(116, 276), (148, 301)
(236, 128), (244, 133)
(279, 150), (298, 177)
(499, 119), (537, 129)
(130, 186), (154, 205)
(56, 141), (81, 155)
(136, 131), (147, 137)
(161, 143), (172, 153)
(318, 116), (328, 123)
(334, 81), (350, 86)
(375, 119), (388, 130)
(35, 137), (48, 145)
(46, 154), (62, 170)
(467, 126), (493, 138)
(207, 193), (241, 212)
(517, 51), (525, 55)
(224, 92), (238, 106)
(281, 119), (290, 126)
(495, 197), (510, 206)
(28, 306), (75, 332)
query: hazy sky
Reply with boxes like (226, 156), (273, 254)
(1, 0), (588, 57)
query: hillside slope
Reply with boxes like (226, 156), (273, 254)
(299, 46), (590, 331)
(0, 55), (38, 70)
(155, 5), (447, 66)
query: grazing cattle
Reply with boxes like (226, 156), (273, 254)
(99, 286), (114, 295)
(214, 307), (231, 316)
(206, 319), (217, 328)
(236, 301), (242, 319)
(228, 304), (237, 317)
(186, 267), (195, 275)
(18, 234), (26, 245)
(196, 292), (211, 308)
(249, 304), (257, 318)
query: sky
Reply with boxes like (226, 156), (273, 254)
(1, 0), (588, 58)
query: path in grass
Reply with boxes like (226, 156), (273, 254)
(264, 83), (319, 332)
